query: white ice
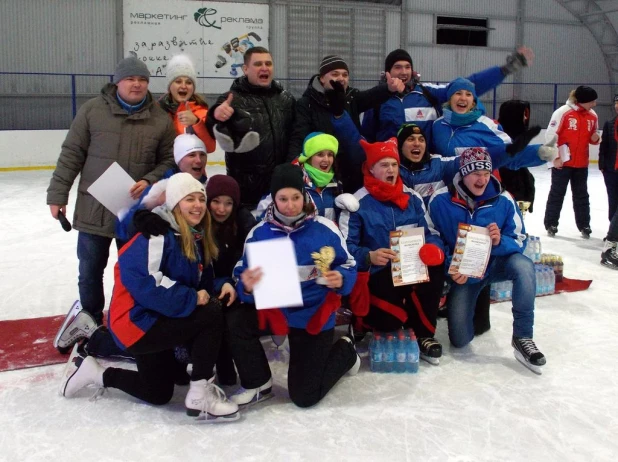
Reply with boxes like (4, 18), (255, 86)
(1, 165), (617, 462)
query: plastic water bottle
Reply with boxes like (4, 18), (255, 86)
(536, 237), (543, 263)
(505, 280), (513, 300)
(406, 329), (420, 373)
(490, 283), (498, 301)
(369, 333), (383, 372)
(383, 334), (395, 373)
(395, 331), (407, 373)
(498, 281), (507, 302)
(548, 267), (556, 294)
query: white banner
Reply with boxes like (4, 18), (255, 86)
(123, 0), (269, 94)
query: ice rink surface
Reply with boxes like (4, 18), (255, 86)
(1, 165), (617, 462)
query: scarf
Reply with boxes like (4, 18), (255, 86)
(442, 107), (483, 127)
(303, 163), (334, 188)
(362, 163), (409, 210)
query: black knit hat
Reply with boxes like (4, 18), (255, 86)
(396, 123), (425, 152)
(613, 93), (618, 102)
(574, 86), (598, 104)
(385, 49), (413, 73)
(270, 164), (305, 198)
(319, 55), (349, 76)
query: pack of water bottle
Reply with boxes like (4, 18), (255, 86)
(490, 280), (513, 302)
(369, 329), (419, 374)
(534, 263), (556, 295)
(524, 235), (542, 263)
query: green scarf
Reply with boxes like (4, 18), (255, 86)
(304, 163), (334, 188)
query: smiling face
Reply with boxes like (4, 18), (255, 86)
(580, 100), (597, 111)
(308, 150), (335, 172)
(169, 76), (194, 103)
(177, 192), (206, 227)
(462, 170), (491, 196)
(243, 53), (274, 87)
(319, 69), (350, 91)
(389, 60), (412, 84)
(177, 151), (206, 180)
(274, 187), (304, 217)
(116, 76), (149, 104)
(209, 195), (234, 223)
(401, 134), (427, 163)
(449, 90), (475, 114)
(370, 157), (399, 185)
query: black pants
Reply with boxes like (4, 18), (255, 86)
(103, 301), (223, 405)
(363, 265), (444, 338)
(608, 206), (618, 242)
(603, 170), (618, 224)
(544, 167), (590, 230)
(225, 303), (356, 408)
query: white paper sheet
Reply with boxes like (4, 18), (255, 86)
(86, 162), (139, 217)
(246, 238), (304, 310)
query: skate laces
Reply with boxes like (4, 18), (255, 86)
(205, 382), (230, 408)
(518, 338), (540, 355)
(419, 338), (438, 348)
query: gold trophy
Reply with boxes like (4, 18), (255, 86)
(517, 201), (531, 219)
(311, 246), (336, 285)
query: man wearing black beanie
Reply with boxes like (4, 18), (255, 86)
(361, 46), (535, 152)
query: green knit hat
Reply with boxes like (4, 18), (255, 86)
(298, 132), (339, 164)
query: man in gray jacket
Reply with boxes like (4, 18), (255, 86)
(47, 56), (176, 328)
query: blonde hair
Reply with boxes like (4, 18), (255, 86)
(172, 207), (218, 264)
(568, 90), (577, 103)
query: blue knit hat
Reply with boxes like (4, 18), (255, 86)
(446, 78), (477, 101)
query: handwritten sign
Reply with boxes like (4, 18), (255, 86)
(123, 0), (269, 93)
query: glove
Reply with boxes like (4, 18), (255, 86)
(306, 292), (341, 335)
(348, 271), (370, 317)
(501, 50), (528, 75)
(257, 309), (288, 336)
(334, 193), (360, 212)
(505, 125), (542, 156)
(325, 80), (346, 117)
(213, 108), (260, 153)
(538, 135), (559, 161)
(141, 179), (168, 210)
(133, 209), (170, 239)
(419, 243), (445, 266)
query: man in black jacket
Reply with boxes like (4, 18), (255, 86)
(287, 55), (404, 193)
(600, 94), (618, 269)
(207, 47), (295, 209)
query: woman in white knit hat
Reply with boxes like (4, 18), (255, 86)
(160, 54), (216, 153)
(59, 173), (240, 423)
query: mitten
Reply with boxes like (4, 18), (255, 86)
(334, 193), (360, 212)
(501, 50), (528, 75)
(419, 243), (445, 266)
(213, 124), (235, 152)
(349, 271), (370, 317)
(235, 131), (260, 153)
(141, 179), (168, 210)
(538, 135), (558, 161)
(505, 125), (542, 156)
(306, 292), (341, 335)
(325, 80), (346, 117)
(133, 210), (170, 239)
(257, 309), (288, 336)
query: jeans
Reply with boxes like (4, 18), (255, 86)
(77, 232), (125, 324)
(447, 253), (535, 348)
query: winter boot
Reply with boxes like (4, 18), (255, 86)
(54, 303), (98, 353)
(59, 353), (105, 398)
(546, 225), (558, 237)
(418, 337), (442, 365)
(230, 377), (274, 407)
(512, 336), (546, 374)
(580, 227), (592, 239)
(341, 335), (361, 376)
(601, 241), (618, 270)
(185, 377), (240, 423)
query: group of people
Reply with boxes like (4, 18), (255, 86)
(45, 43), (615, 423)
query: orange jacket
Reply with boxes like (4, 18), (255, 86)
(172, 101), (216, 153)
(546, 101), (599, 168)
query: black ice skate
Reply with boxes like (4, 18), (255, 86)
(418, 337), (442, 365)
(546, 225), (558, 237)
(580, 227), (592, 239)
(601, 241), (618, 270)
(512, 336), (546, 374)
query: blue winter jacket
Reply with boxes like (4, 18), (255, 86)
(427, 174), (527, 284)
(234, 204), (357, 332)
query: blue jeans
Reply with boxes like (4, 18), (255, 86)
(77, 232), (125, 324)
(447, 253), (535, 348)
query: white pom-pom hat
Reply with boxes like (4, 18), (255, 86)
(166, 54), (198, 88)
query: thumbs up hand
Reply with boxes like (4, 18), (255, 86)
(214, 92), (235, 122)
(385, 71), (405, 93)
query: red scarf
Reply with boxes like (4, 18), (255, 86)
(362, 163), (410, 210)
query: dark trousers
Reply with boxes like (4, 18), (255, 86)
(225, 303), (356, 408)
(77, 232), (126, 325)
(544, 167), (590, 230)
(603, 170), (618, 223)
(363, 265), (444, 338)
(103, 301), (223, 405)
(608, 207), (618, 242)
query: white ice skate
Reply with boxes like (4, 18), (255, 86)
(54, 301), (97, 353)
(185, 377), (240, 423)
(230, 377), (274, 407)
(59, 352), (105, 398)
(512, 336), (546, 375)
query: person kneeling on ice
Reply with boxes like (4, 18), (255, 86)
(227, 163), (359, 408)
(338, 138), (446, 365)
(60, 173), (239, 422)
(427, 147), (546, 372)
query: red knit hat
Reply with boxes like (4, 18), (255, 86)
(458, 147), (492, 177)
(206, 175), (241, 207)
(360, 137), (400, 167)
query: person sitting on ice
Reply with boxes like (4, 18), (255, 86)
(427, 147), (546, 372)
(338, 137), (446, 365)
(59, 173), (240, 422)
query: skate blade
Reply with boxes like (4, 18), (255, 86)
(601, 260), (618, 270)
(238, 390), (274, 408)
(53, 300), (82, 349)
(514, 350), (543, 375)
(420, 354), (440, 366)
(58, 344), (85, 397)
(191, 410), (240, 423)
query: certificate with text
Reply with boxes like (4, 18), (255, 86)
(390, 228), (428, 286)
(447, 224), (491, 279)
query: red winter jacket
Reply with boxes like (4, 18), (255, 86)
(546, 101), (599, 168)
